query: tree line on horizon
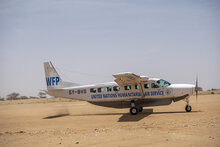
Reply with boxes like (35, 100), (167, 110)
(0, 91), (47, 101)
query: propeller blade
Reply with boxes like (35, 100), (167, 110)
(195, 75), (203, 103)
(196, 75), (198, 102)
(196, 90), (198, 102)
(196, 76), (198, 88)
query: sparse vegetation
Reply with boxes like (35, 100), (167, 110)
(0, 96), (4, 101)
(198, 89), (220, 95)
(29, 96), (39, 99)
(6, 92), (20, 100)
(20, 96), (28, 99)
(6, 92), (40, 100)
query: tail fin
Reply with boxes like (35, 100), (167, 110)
(44, 62), (80, 90)
(44, 62), (63, 90)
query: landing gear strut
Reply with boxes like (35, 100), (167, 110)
(139, 106), (143, 112)
(185, 98), (192, 112)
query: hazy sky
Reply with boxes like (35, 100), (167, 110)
(0, 0), (219, 97)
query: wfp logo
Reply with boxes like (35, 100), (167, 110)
(46, 77), (60, 86)
(166, 89), (171, 95)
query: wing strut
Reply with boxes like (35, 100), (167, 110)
(138, 83), (145, 98)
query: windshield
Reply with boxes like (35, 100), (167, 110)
(157, 79), (171, 87)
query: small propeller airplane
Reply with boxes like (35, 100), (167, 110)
(44, 62), (202, 115)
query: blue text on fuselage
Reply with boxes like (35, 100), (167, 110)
(91, 91), (164, 99)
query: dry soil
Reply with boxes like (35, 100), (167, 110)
(0, 95), (219, 147)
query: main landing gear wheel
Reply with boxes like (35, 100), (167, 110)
(130, 107), (138, 115)
(185, 105), (192, 112)
(139, 107), (143, 112)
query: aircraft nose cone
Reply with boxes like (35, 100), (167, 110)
(170, 84), (194, 89)
(170, 84), (195, 97)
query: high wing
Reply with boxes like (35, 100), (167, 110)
(113, 72), (149, 98)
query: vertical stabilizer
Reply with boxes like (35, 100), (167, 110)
(44, 62), (63, 90)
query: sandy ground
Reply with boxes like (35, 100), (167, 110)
(0, 95), (219, 147)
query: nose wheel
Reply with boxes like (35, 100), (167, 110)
(185, 105), (192, 112)
(185, 97), (192, 112)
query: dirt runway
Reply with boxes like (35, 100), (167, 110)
(0, 95), (219, 147)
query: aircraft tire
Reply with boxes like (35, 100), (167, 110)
(185, 105), (192, 112)
(130, 107), (138, 115)
(139, 107), (143, 112)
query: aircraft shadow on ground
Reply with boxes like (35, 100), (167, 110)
(43, 110), (202, 122)
(118, 109), (153, 122)
(43, 114), (70, 119)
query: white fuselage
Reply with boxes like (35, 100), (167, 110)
(47, 78), (195, 102)
(44, 62), (200, 114)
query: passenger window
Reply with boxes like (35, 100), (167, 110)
(124, 85), (131, 90)
(106, 87), (112, 92)
(77, 90), (80, 94)
(135, 85), (139, 90)
(69, 90), (74, 95)
(84, 89), (86, 93)
(144, 84), (149, 89)
(113, 86), (120, 91)
(98, 87), (104, 93)
(151, 83), (159, 88)
(90, 88), (96, 93)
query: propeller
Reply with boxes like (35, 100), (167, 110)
(196, 76), (198, 102)
(195, 75), (202, 102)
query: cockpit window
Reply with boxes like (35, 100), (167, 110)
(156, 79), (171, 87)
